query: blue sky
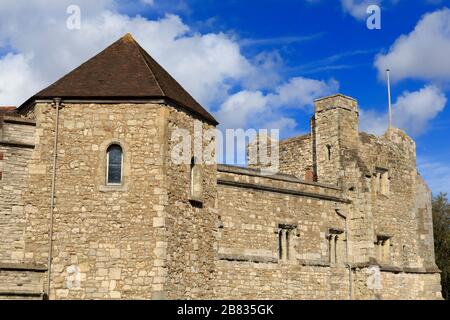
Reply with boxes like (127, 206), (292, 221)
(0, 0), (449, 195)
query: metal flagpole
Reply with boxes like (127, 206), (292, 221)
(387, 69), (392, 130)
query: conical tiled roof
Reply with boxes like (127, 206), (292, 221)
(18, 33), (217, 124)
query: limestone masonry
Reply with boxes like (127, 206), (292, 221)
(0, 34), (442, 300)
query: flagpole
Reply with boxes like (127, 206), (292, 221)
(387, 69), (392, 130)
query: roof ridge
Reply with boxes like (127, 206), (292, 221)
(133, 40), (216, 120)
(130, 37), (166, 97)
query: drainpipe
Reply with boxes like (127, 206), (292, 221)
(46, 97), (62, 299)
(336, 209), (353, 300)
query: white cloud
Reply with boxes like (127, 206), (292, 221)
(375, 8), (450, 84)
(360, 85), (447, 136)
(392, 85), (447, 135)
(218, 90), (270, 129)
(0, 0), (253, 108)
(241, 51), (283, 90)
(340, 0), (381, 20)
(217, 77), (339, 130)
(0, 53), (41, 105)
(418, 157), (450, 196)
(359, 108), (388, 136)
(274, 77), (339, 108)
(263, 117), (298, 132)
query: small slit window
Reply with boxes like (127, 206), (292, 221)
(374, 168), (390, 196)
(375, 235), (391, 264)
(190, 157), (202, 199)
(107, 144), (123, 185)
(326, 145), (332, 161)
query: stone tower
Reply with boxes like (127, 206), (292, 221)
(312, 94), (359, 186)
(1, 34), (218, 300)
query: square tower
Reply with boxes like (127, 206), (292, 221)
(312, 94), (359, 185)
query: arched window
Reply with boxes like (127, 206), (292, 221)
(190, 157), (202, 199)
(107, 144), (123, 185)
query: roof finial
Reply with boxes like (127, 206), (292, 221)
(123, 33), (135, 42)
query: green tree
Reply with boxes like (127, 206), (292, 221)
(432, 193), (450, 300)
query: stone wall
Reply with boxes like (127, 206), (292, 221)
(154, 105), (217, 299)
(0, 263), (46, 300)
(214, 165), (351, 299)
(277, 135), (313, 181)
(215, 262), (349, 300)
(352, 266), (442, 300)
(1, 121), (35, 145)
(0, 92), (442, 300)
(7, 101), (218, 300)
(0, 116), (35, 264)
(22, 102), (168, 299)
(355, 129), (438, 270)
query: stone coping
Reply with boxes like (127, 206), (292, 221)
(0, 290), (44, 297)
(298, 259), (331, 268)
(279, 133), (310, 145)
(0, 263), (47, 272)
(314, 93), (357, 102)
(351, 262), (441, 274)
(217, 178), (350, 204)
(218, 254), (278, 264)
(2, 116), (36, 126)
(217, 164), (341, 191)
(218, 254), (333, 268)
(0, 141), (35, 149)
(218, 256), (440, 274)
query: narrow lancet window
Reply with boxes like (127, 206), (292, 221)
(190, 157), (202, 199)
(328, 228), (345, 265)
(326, 145), (332, 161)
(278, 224), (297, 262)
(278, 230), (283, 260)
(374, 168), (390, 196)
(107, 144), (123, 185)
(376, 235), (391, 264)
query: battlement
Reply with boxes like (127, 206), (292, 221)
(314, 93), (359, 114)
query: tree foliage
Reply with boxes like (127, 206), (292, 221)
(432, 193), (450, 300)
